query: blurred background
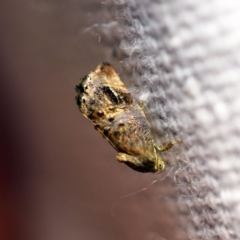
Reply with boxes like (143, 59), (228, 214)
(0, 1), (184, 240)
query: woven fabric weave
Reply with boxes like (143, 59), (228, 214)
(102, 0), (240, 239)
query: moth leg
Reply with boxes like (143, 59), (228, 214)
(155, 141), (182, 152)
(117, 153), (151, 172)
(116, 153), (161, 173)
(140, 100), (145, 110)
(116, 153), (142, 165)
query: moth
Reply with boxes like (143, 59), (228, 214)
(75, 62), (176, 173)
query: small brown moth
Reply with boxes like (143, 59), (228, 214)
(75, 62), (176, 173)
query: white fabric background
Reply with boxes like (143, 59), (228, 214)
(101, 0), (240, 239)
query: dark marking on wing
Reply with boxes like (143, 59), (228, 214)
(102, 86), (120, 105)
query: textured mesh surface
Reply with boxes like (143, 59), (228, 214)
(100, 0), (240, 239)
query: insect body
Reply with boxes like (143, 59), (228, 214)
(75, 63), (176, 173)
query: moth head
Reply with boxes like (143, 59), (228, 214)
(75, 74), (90, 110)
(75, 75), (88, 95)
